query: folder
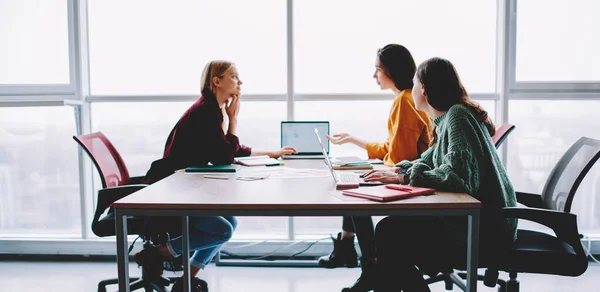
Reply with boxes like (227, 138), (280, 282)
(341, 184), (435, 202)
(185, 164), (239, 173)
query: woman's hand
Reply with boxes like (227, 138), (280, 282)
(269, 146), (298, 158)
(225, 94), (240, 119)
(362, 170), (401, 184)
(326, 133), (354, 145)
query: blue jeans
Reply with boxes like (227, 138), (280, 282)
(166, 216), (237, 269)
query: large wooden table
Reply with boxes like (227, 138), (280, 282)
(113, 160), (481, 292)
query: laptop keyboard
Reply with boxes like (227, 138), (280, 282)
(337, 173), (364, 184)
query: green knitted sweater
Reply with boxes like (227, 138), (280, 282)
(397, 104), (517, 244)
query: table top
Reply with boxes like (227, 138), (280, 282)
(113, 160), (480, 211)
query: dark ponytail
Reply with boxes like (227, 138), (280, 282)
(416, 57), (495, 146)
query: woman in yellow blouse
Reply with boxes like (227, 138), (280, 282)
(327, 44), (431, 166)
(322, 44), (432, 292)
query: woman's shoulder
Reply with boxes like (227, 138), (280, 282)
(446, 103), (479, 122)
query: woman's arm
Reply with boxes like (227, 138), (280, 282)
(326, 133), (368, 149)
(408, 115), (483, 193)
(251, 146), (297, 158)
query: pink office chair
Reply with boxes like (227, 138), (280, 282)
(74, 132), (175, 292)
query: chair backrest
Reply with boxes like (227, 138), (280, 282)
(73, 132), (131, 188)
(540, 137), (600, 212)
(492, 123), (516, 148)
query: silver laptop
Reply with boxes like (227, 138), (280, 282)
(314, 128), (383, 186)
(281, 121), (329, 159)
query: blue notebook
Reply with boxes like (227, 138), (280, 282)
(185, 164), (239, 173)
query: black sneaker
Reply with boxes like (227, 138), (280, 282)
(133, 243), (164, 277)
(318, 232), (358, 268)
(171, 277), (209, 292)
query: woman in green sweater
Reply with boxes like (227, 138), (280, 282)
(365, 57), (517, 292)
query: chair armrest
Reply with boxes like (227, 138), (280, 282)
(503, 207), (583, 251)
(129, 176), (146, 185)
(515, 191), (543, 208)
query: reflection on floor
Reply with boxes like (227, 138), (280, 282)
(0, 260), (598, 291)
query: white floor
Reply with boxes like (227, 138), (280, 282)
(0, 260), (598, 291)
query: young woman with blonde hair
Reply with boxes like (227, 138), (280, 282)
(140, 61), (296, 292)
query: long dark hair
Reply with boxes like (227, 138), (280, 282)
(416, 57), (495, 146)
(377, 44), (416, 91)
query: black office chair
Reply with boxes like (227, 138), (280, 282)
(427, 136), (600, 292)
(74, 132), (178, 292)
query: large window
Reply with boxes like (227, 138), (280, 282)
(0, 106), (80, 237)
(294, 0), (497, 94)
(516, 0), (600, 82)
(87, 0), (286, 95)
(507, 100), (600, 234)
(0, 0), (70, 85)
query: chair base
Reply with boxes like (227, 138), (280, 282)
(426, 271), (511, 292)
(97, 272), (178, 292)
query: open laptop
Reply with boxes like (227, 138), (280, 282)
(281, 121), (329, 159)
(314, 128), (384, 188)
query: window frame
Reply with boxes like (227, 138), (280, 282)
(0, 0), (79, 99)
(509, 0), (600, 93)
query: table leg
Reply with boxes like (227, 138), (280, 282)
(182, 216), (191, 292)
(466, 210), (480, 292)
(116, 209), (130, 292)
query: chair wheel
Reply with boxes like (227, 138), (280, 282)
(506, 280), (519, 292)
(497, 286), (506, 292)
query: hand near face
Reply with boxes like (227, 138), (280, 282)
(225, 94), (240, 119)
(270, 146), (298, 158)
(326, 133), (353, 145)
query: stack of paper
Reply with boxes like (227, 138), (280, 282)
(234, 155), (282, 167)
(330, 156), (373, 170)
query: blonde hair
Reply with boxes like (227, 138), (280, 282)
(200, 60), (234, 95)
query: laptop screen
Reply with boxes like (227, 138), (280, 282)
(314, 128), (338, 183)
(281, 121), (329, 154)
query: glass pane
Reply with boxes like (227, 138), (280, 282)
(88, 0), (286, 95)
(0, 0), (70, 84)
(294, 0), (497, 94)
(508, 100), (600, 234)
(294, 99), (494, 236)
(516, 0), (600, 82)
(91, 101), (288, 239)
(0, 106), (80, 237)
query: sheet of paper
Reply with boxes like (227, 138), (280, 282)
(237, 166), (331, 179)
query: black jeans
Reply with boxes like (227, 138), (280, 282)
(375, 216), (464, 292)
(342, 216), (376, 261)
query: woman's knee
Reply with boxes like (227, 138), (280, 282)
(224, 216), (238, 231)
(217, 217), (236, 242)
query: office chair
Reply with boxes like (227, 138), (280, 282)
(491, 123), (516, 147)
(74, 132), (177, 292)
(427, 136), (600, 292)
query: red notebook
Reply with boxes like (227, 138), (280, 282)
(342, 184), (436, 202)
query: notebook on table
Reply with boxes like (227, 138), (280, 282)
(185, 164), (239, 173)
(342, 184), (436, 202)
(281, 121), (330, 159)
